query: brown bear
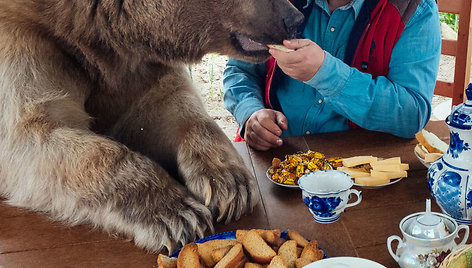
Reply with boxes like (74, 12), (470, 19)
(0, 0), (303, 252)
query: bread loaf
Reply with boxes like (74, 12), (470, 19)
(415, 129), (448, 154)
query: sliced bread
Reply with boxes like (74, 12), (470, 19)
(157, 254), (177, 268)
(244, 263), (266, 268)
(213, 243), (247, 268)
(242, 229), (277, 263)
(277, 240), (298, 268)
(177, 243), (201, 268)
(211, 245), (233, 264)
(197, 239), (238, 267)
(415, 129), (448, 154)
(287, 230), (309, 248)
(267, 255), (287, 268)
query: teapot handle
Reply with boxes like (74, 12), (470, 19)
(387, 235), (403, 263)
(455, 225), (470, 247)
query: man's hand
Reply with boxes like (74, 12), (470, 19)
(268, 39), (325, 82)
(244, 109), (288, 151)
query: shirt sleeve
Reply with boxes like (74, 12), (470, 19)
(305, 0), (441, 138)
(223, 58), (267, 133)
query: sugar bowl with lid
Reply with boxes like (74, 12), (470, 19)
(387, 200), (469, 268)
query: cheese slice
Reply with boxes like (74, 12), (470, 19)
(370, 163), (409, 172)
(355, 176), (390, 186)
(337, 167), (370, 178)
(342, 156), (378, 168)
(371, 170), (407, 180)
(376, 157), (401, 165)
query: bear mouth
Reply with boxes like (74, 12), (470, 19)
(231, 33), (273, 56)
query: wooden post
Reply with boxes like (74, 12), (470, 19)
(453, 0), (472, 104)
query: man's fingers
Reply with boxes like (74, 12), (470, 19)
(251, 121), (283, 146)
(284, 39), (311, 49)
(246, 124), (281, 150)
(274, 112), (288, 130)
(258, 117), (283, 137)
(246, 131), (276, 149)
(244, 109), (286, 151)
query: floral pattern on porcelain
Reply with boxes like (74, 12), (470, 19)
(449, 131), (470, 158)
(434, 171), (463, 220)
(428, 83), (472, 224)
(467, 191), (472, 209)
(449, 109), (472, 130)
(387, 211), (470, 268)
(303, 196), (342, 218)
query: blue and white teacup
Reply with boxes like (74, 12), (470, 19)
(298, 170), (361, 223)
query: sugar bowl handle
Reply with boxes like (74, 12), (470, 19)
(456, 225), (470, 247)
(387, 235), (403, 263)
(345, 189), (362, 209)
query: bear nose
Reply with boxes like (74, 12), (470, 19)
(283, 12), (304, 35)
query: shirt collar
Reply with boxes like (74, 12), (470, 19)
(306, 0), (365, 19)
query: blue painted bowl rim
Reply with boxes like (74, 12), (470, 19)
(169, 230), (328, 259)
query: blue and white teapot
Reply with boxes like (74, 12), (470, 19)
(428, 83), (472, 224)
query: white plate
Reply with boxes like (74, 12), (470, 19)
(304, 256), (386, 268)
(414, 149), (431, 168)
(268, 167), (402, 189)
(353, 177), (403, 189)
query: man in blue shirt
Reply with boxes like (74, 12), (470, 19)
(223, 0), (441, 151)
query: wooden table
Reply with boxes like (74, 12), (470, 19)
(0, 121), (464, 267)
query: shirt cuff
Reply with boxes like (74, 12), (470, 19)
(304, 51), (351, 98)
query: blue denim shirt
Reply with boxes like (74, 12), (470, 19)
(223, 0), (441, 138)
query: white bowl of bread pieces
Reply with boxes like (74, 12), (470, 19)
(414, 130), (448, 167)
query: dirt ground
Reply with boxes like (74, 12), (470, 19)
(191, 43), (468, 141)
(191, 55), (238, 140)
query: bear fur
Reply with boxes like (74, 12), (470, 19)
(0, 0), (303, 252)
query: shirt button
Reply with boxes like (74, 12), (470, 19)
(318, 99), (323, 104)
(330, 27), (335, 32)
(306, 131), (311, 135)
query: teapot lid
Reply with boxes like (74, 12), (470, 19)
(446, 83), (472, 130)
(406, 199), (450, 239)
